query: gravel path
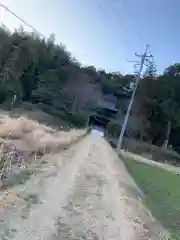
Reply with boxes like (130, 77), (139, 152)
(0, 134), (168, 240)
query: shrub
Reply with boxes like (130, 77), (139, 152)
(107, 119), (120, 137)
(0, 88), (7, 104)
(101, 79), (116, 94)
(3, 169), (34, 187)
(67, 112), (88, 127)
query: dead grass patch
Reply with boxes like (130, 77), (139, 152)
(108, 136), (180, 165)
(0, 113), (85, 184)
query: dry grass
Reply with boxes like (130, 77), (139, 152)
(0, 113), (85, 182)
(108, 136), (180, 165)
(9, 102), (68, 129)
(122, 137), (180, 164)
(0, 115), (84, 152)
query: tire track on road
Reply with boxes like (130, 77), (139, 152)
(8, 136), (91, 240)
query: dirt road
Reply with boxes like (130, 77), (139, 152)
(0, 134), (168, 239)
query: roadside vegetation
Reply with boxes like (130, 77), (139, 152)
(1, 24), (180, 152)
(123, 158), (180, 239)
(3, 169), (34, 188)
(0, 113), (85, 188)
(2, 22), (180, 235)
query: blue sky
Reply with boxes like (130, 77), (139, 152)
(0, 0), (180, 74)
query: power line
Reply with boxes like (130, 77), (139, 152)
(98, 1), (134, 53)
(0, 3), (47, 40)
(108, 0), (132, 48)
(118, 0), (147, 45)
(109, 0), (150, 50)
(108, 0), (155, 65)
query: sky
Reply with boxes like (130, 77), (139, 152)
(0, 0), (180, 74)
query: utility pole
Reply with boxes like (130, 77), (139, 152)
(117, 45), (152, 151)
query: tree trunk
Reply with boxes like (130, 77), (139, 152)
(161, 120), (171, 150)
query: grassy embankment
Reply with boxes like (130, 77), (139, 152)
(122, 156), (180, 239)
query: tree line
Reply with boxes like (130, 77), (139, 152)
(0, 26), (134, 125)
(139, 63), (180, 149)
(0, 25), (180, 149)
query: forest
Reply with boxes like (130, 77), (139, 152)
(0, 25), (180, 150)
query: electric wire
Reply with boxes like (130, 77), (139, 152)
(0, 4), (47, 40)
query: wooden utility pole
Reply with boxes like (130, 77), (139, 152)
(117, 45), (152, 151)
